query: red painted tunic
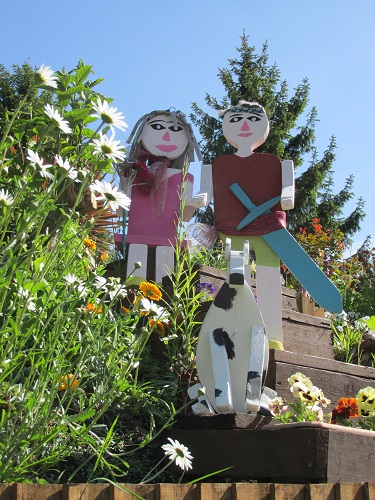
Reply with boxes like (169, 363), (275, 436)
(212, 153), (285, 236)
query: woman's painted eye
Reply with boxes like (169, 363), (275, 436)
(150, 123), (165, 130)
(229, 116), (243, 123)
(169, 125), (184, 132)
(248, 116), (261, 122)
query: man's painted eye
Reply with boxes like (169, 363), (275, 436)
(169, 125), (184, 132)
(229, 116), (243, 123)
(150, 123), (165, 130)
(248, 116), (261, 122)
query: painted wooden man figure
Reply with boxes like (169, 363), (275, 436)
(192, 101), (342, 414)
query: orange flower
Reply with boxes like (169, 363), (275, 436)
(85, 302), (102, 314)
(121, 306), (130, 314)
(139, 281), (162, 301)
(150, 319), (165, 336)
(100, 251), (109, 262)
(84, 237), (96, 250)
(331, 397), (360, 422)
(58, 374), (79, 391)
(312, 218), (322, 233)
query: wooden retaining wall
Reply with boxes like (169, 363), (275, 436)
(1, 482), (375, 500)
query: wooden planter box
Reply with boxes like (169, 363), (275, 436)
(171, 416), (375, 484)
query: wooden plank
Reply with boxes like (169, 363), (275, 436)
(13, 484), (63, 500)
(365, 483), (375, 500)
(307, 483), (335, 500)
(62, 484), (109, 500)
(233, 483), (270, 499)
(270, 350), (375, 379)
(272, 483), (305, 499)
(0, 484), (13, 500)
(157, 483), (196, 500)
(110, 483), (155, 500)
(171, 427), (329, 482)
(281, 311), (334, 359)
(198, 483), (233, 500)
(335, 482), (366, 500)
(327, 428), (375, 483)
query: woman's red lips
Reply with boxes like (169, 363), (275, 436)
(156, 144), (178, 152)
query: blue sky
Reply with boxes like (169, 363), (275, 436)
(1, 0), (374, 252)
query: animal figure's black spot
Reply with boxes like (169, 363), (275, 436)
(215, 388), (222, 398)
(213, 328), (235, 360)
(214, 283), (237, 310)
(257, 407), (272, 417)
(247, 371), (260, 382)
(229, 272), (244, 285)
(201, 400), (209, 409)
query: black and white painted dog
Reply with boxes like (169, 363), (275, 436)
(191, 239), (272, 415)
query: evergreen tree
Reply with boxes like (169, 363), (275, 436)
(191, 33), (365, 239)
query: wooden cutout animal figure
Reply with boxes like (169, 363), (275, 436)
(195, 238), (269, 414)
(115, 109), (207, 283)
(192, 100), (342, 349)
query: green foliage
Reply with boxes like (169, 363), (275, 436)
(284, 218), (374, 318)
(191, 32), (365, 240)
(0, 61), (182, 483)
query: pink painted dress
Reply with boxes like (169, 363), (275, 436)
(115, 164), (193, 249)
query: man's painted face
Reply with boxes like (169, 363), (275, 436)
(222, 108), (269, 152)
(141, 113), (189, 159)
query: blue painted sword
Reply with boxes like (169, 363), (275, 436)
(230, 183), (343, 313)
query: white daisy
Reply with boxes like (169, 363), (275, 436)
(35, 64), (58, 88)
(64, 274), (87, 297)
(44, 104), (72, 134)
(90, 179), (131, 211)
(162, 438), (193, 471)
(138, 298), (169, 321)
(64, 273), (79, 285)
(0, 188), (14, 206)
(26, 149), (54, 179)
(93, 276), (107, 290)
(92, 132), (126, 162)
(55, 155), (78, 180)
(91, 98), (128, 132)
(17, 287), (37, 312)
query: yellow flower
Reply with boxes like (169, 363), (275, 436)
(150, 319), (165, 336)
(84, 237), (96, 250)
(356, 386), (375, 416)
(58, 374), (79, 391)
(139, 281), (162, 301)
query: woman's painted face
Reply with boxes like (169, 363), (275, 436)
(222, 109), (269, 152)
(141, 113), (189, 159)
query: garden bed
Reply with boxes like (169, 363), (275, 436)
(266, 349), (375, 412)
(171, 416), (375, 483)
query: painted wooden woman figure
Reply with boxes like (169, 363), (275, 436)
(115, 108), (208, 283)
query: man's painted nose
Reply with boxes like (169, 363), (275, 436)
(241, 120), (250, 132)
(162, 131), (171, 141)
